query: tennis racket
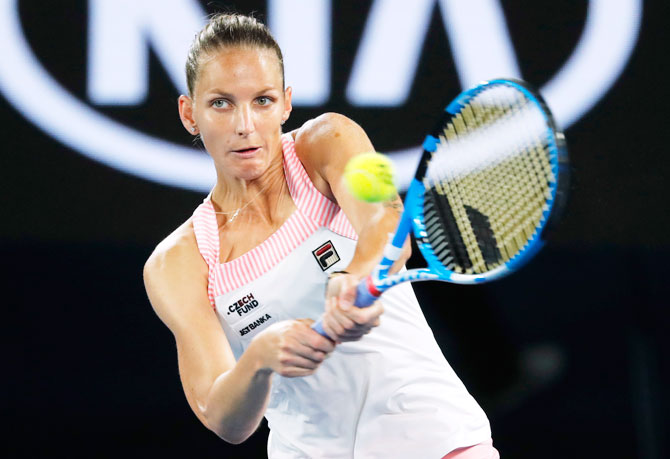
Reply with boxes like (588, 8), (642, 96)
(313, 78), (568, 336)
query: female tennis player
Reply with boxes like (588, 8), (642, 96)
(143, 13), (498, 458)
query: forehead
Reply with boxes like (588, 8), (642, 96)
(196, 46), (283, 93)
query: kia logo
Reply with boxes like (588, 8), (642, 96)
(0, 0), (642, 192)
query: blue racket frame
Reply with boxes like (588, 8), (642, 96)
(359, 78), (568, 304)
(312, 78), (568, 336)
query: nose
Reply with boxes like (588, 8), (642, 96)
(235, 105), (255, 136)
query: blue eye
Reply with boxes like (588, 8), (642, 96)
(212, 99), (229, 108)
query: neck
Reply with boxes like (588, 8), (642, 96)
(211, 153), (287, 219)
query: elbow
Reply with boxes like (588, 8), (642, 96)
(215, 431), (250, 445)
(213, 427), (253, 445)
(204, 411), (253, 445)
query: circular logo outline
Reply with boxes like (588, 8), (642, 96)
(0, 0), (642, 192)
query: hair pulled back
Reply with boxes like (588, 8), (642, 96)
(185, 13), (284, 97)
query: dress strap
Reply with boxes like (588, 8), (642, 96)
(280, 133), (357, 240)
(191, 197), (221, 308)
(191, 196), (220, 267)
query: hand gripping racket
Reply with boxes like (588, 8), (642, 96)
(312, 78), (569, 336)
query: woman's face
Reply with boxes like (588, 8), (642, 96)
(188, 46), (292, 181)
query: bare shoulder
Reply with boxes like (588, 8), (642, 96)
(293, 112), (369, 159)
(292, 113), (375, 192)
(144, 218), (204, 279)
(143, 218), (210, 332)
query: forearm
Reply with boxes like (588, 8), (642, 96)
(345, 197), (408, 277)
(202, 340), (273, 443)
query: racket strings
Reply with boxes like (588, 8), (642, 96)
(423, 85), (554, 274)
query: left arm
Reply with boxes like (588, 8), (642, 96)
(294, 113), (411, 341)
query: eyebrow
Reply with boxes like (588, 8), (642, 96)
(254, 86), (279, 94)
(205, 87), (280, 98)
(205, 89), (234, 98)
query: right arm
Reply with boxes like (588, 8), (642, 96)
(143, 221), (334, 444)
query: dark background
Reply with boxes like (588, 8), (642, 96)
(3, 1), (668, 458)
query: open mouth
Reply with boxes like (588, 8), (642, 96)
(233, 147), (260, 154)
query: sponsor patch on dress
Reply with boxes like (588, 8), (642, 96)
(312, 240), (340, 271)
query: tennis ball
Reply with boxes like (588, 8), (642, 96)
(344, 152), (396, 202)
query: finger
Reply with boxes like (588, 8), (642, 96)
(278, 349), (323, 369)
(294, 341), (330, 363)
(296, 318), (335, 349)
(321, 314), (345, 343)
(334, 328), (371, 342)
(287, 327), (333, 357)
(325, 295), (337, 314)
(329, 304), (357, 330)
(348, 301), (384, 326)
(304, 331), (336, 353)
(327, 312), (357, 341)
(303, 310), (339, 343)
(338, 279), (358, 311)
(279, 366), (319, 378)
(296, 318), (315, 326)
(334, 309), (381, 341)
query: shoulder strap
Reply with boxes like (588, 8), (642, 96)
(280, 133), (357, 240)
(191, 197), (220, 268)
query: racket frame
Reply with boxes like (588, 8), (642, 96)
(362, 78), (569, 302)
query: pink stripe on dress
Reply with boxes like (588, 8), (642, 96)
(191, 133), (358, 308)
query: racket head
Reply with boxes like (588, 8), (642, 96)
(406, 78), (569, 284)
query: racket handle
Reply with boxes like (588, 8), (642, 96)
(311, 318), (328, 337)
(353, 275), (382, 307)
(311, 275), (382, 337)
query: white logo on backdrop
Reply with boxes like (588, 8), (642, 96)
(0, 0), (642, 191)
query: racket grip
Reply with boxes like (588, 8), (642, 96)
(311, 318), (327, 337)
(353, 275), (381, 308)
(311, 276), (382, 337)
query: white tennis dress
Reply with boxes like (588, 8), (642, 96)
(191, 134), (491, 458)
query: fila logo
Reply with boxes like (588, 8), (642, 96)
(0, 0), (642, 192)
(312, 240), (341, 271)
(227, 293), (260, 317)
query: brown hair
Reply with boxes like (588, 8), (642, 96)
(185, 13), (284, 97)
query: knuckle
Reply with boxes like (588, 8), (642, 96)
(326, 319), (342, 334)
(351, 313), (367, 326)
(308, 335), (322, 349)
(321, 326), (336, 342)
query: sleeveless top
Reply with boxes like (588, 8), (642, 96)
(191, 134), (491, 458)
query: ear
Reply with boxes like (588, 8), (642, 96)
(178, 95), (198, 134)
(282, 86), (293, 124)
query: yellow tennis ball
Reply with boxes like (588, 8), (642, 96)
(344, 152), (396, 202)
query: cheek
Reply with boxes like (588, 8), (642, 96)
(199, 117), (233, 143)
(260, 109), (284, 130)
(198, 127), (229, 156)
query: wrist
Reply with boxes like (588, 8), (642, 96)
(328, 270), (349, 279)
(245, 334), (275, 376)
(333, 267), (368, 281)
(340, 259), (379, 279)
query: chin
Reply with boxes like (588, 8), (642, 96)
(234, 163), (267, 181)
